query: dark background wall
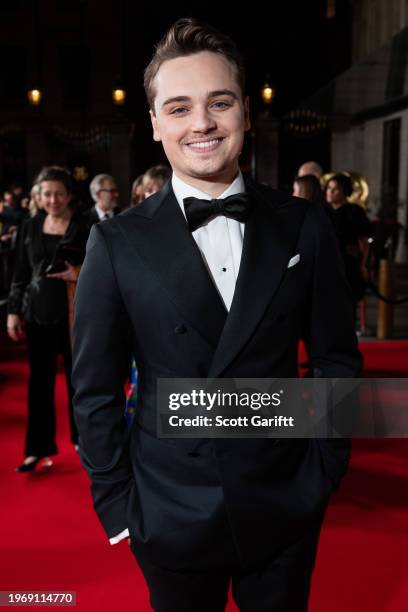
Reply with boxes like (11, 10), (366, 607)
(0, 0), (353, 203)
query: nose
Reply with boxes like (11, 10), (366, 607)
(191, 106), (217, 133)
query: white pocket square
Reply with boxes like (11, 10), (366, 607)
(287, 254), (300, 268)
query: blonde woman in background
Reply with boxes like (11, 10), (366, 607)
(28, 183), (42, 217)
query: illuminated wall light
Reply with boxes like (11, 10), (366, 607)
(112, 87), (126, 105)
(261, 83), (275, 105)
(27, 88), (42, 106)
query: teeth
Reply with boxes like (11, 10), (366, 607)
(188, 139), (220, 149)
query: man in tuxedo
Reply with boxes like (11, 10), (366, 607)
(82, 173), (120, 226)
(73, 18), (362, 612)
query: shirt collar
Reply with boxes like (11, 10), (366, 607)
(171, 171), (245, 220)
(94, 204), (113, 220)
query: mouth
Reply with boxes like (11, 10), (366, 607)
(184, 138), (224, 153)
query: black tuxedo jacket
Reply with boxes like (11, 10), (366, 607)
(72, 180), (362, 570)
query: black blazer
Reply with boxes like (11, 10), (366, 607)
(8, 212), (89, 324)
(72, 181), (362, 570)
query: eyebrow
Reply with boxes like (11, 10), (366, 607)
(161, 89), (239, 109)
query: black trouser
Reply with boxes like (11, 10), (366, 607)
(24, 320), (78, 457)
(131, 516), (324, 612)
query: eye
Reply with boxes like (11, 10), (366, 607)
(211, 100), (232, 109)
(170, 107), (189, 115)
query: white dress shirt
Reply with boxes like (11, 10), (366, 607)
(172, 171), (245, 310)
(95, 205), (114, 221)
(109, 171), (246, 545)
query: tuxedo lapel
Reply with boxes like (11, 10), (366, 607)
(119, 183), (227, 349)
(208, 183), (308, 378)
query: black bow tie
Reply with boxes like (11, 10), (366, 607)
(183, 193), (252, 233)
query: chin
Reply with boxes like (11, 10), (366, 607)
(189, 161), (232, 180)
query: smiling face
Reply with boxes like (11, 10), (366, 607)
(40, 181), (72, 217)
(150, 51), (250, 196)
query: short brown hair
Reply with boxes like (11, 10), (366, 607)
(294, 175), (322, 203)
(35, 166), (73, 194)
(143, 164), (171, 188)
(144, 17), (246, 111)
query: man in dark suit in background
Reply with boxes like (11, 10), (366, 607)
(82, 173), (120, 227)
(73, 18), (362, 612)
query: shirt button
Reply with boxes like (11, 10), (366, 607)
(222, 267), (227, 272)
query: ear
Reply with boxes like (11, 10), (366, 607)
(150, 110), (162, 142)
(243, 96), (251, 131)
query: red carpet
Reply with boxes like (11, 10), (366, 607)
(0, 338), (407, 611)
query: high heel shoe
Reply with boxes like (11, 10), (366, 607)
(15, 456), (40, 472)
(15, 456), (53, 473)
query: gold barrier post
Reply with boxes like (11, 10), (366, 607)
(376, 259), (394, 339)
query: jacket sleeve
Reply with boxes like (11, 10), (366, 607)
(303, 204), (363, 489)
(304, 203), (363, 378)
(7, 220), (32, 316)
(72, 223), (133, 538)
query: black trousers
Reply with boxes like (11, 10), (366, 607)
(24, 320), (78, 457)
(131, 516), (324, 612)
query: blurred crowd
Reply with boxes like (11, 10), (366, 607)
(1, 159), (374, 472)
(1, 162), (170, 472)
(0, 164), (171, 302)
(293, 161), (371, 304)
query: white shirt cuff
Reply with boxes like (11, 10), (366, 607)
(109, 528), (129, 545)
